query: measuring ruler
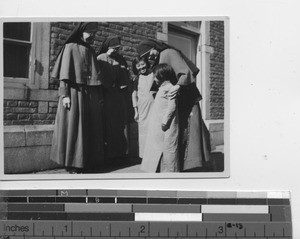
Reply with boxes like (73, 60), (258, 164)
(0, 190), (292, 238)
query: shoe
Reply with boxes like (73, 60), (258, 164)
(67, 167), (83, 174)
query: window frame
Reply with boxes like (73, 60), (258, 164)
(3, 22), (50, 90)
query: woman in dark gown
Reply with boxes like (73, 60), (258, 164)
(97, 36), (131, 164)
(51, 22), (104, 173)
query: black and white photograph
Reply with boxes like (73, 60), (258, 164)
(1, 19), (228, 179)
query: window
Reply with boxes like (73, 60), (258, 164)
(4, 22), (32, 79)
(3, 22), (50, 91)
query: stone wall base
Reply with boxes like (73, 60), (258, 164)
(207, 120), (224, 150)
(4, 125), (58, 174)
(3, 121), (223, 174)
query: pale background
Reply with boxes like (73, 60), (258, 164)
(1, 0), (300, 236)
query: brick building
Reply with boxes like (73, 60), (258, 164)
(3, 20), (225, 174)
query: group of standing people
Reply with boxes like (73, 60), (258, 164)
(50, 22), (211, 174)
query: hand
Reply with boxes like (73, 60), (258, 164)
(161, 123), (169, 132)
(107, 48), (119, 58)
(62, 96), (71, 109)
(107, 48), (115, 56)
(134, 111), (139, 122)
(168, 84), (180, 99)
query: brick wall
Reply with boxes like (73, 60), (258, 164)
(49, 22), (162, 90)
(4, 100), (58, 125)
(209, 21), (224, 120)
(4, 21), (162, 126)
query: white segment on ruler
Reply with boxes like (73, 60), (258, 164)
(282, 191), (291, 199)
(267, 191), (284, 198)
(201, 205), (269, 214)
(135, 213), (202, 221)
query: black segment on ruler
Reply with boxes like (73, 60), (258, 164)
(208, 198), (237, 204)
(237, 198), (268, 205)
(178, 198), (207, 204)
(66, 213), (135, 221)
(29, 197), (56, 203)
(87, 197), (115, 203)
(268, 199), (291, 205)
(148, 197), (178, 204)
(7, 212), (67, 220)
(7, 203), (65, 211)
(117, 197), (147, 204)
(56, 197), (86, 203)
(1, 197), (27, 203)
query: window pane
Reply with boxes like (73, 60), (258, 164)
(4, 41), (31, 78)
(4, 22), (31, 41)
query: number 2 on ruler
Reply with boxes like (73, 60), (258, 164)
(140, 225), (146, 234)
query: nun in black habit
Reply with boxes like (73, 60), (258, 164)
(97, 36), (131, 163)
(50, 22), (104, 173)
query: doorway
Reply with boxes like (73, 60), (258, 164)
(168, 27), (198, 64)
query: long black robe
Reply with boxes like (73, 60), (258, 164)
(51, 38), (104, 170)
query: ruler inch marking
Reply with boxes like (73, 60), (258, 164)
(32, 221), (35, 237)
(71, 221), (73, 237)
(271, 212), (273, 221)
(186, 223), (188, 237)
(109, 222), (111, 236)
